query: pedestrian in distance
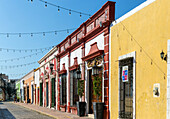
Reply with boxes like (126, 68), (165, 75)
(13, 95), (15, 103)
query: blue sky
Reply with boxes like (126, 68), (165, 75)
(0, 0), (146, 79)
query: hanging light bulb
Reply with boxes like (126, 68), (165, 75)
(55, 31), (57, 35)
(69, 10), (71, 15)
(80, 13), (82, 18)
(45, 1), (47, 7)
(43, 32), (45, 36)
(58, 6), (60, 12)
(89, 15), (91, 20)
(31, 33), (33, 37)
(67, 29), (69, 34)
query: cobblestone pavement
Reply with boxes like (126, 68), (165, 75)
(0, 102), (55, 119)
(12, 102), (92, 119)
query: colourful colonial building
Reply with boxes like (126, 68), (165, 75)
(110, 0), (170, 119)
(55, 1), (115, 118)
(15, 79), (20, 101)
(22, 70), (34, 103)
(38, 46), (58, 108)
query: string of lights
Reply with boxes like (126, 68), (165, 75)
(0, 61), (37, 69)
(0, 46), (53, 53)
(0, 28), (76, 37)
(8, 73), (27, 77)
(37, 0), (91, 18)
(116, 20), (166, 78)
(0, 50), (47, 62)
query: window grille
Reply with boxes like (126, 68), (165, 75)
(60, 74), (67, 105)
(70, 70), (79, 107)
(119, 58), (133, 119)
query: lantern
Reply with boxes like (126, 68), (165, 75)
(50, 63), (54, 73)
(92, 62), (99, 76)
(76, 68), (81, 80)
(62, 73), (66, 79)
(160, 50), (165, 60)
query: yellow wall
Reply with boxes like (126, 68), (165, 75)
(110, 0), (170, 119)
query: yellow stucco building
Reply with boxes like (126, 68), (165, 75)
(110, 0), (170, 118)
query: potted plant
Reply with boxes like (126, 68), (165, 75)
(77, 79), (86, 117)
(93, 76), (104, 119)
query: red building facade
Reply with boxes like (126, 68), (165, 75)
(55, 2), (115, 118)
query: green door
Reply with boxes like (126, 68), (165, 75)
(40, 83), (43, 106)
(51, 78), (55, 107)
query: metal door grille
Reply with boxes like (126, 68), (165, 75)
(119, 58), (133, 119)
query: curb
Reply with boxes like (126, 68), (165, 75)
(12, 102), (58, 119)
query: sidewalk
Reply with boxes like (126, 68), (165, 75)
(12, 102), (92, 119)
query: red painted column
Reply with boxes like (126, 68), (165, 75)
(67, 52), (71, 112)
(54, 58), (57, 108)
(81, 42), (85, 102)
(49, 65), (51, 108)
(103, 27), (110, 119)
(43, 79), (46, 107)
(57, 58), (60, 110)
(82, 24), (86, 102)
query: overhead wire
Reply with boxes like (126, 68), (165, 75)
(0, 49), (47, 62)
(0, 61), (37, 69)
(38, 0), (91, 17)
(0, 28), (76, 37)
(117, 20), (166, 77)
(0, 46), (53, 53)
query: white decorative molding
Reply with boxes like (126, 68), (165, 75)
(111, 0), (156, 26)
(85, 33), (104, 56)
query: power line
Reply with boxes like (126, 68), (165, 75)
(116, 20), (166, 77)
(0, 50), (47, 62)
(0, 28), (76, 37)
(8, 73), (27, 77)
(37, 0), (91, 17)
(0, 61), (37, 69)
(0, 46), (53, 53)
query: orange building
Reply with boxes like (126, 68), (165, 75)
(23, 70), (34, 103)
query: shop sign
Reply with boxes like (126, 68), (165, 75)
(122, 66), (128, 82)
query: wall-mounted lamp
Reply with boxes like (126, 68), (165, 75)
(50, 63), (54, 74)
(76, 66), (81, 80)
(160, 50), (167, 61)
(92, 60), (100, 76)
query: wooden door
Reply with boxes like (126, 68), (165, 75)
(89, 68), (103, 114)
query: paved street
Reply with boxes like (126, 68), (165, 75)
(0, 102), (55, 119)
